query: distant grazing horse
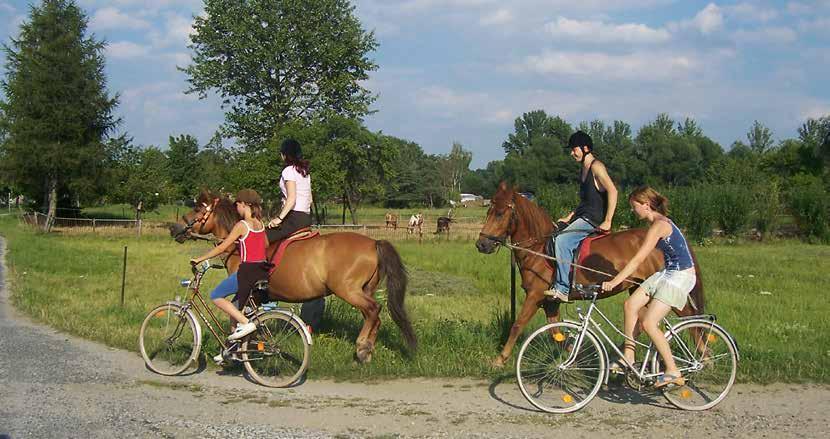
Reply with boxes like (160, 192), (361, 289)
(475, 182), (705, 367)
(385, 212), (399, 230)
(435, 216), (454, 235)
(407, 213), (423, 235)
(170, 191), (417, 362)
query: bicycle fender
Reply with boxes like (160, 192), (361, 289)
(667, 319), (739, 362)
(257, 309), (313, 346)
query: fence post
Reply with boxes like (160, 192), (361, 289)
(120, 246), (127, 307)
(510, 252), (517, 322)
(92, 218), (96, 233)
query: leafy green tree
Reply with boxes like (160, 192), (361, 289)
(167, 134), (199, 199)
(0, 0), (119, 231)
(747, 120), (774, 154)
(438, 142), (472, 203)
(111, 144), (176, 219)
(196, 131), (234, 197)
(184, 0), (378, 147)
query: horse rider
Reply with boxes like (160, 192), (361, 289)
(543, 130), (618, 301)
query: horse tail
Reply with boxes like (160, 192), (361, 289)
(688, 248), (705, 314)
(376, 240), (418, 352)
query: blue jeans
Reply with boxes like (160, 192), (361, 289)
(553, 218), (595, 294)
(210, 272), (238, 300)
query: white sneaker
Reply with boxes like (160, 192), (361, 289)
(227, 321), (257, 341)
(212, 353), (225, 364)
(543, 289), (570, 302)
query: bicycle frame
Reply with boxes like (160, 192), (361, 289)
(561, 293), (717, 384)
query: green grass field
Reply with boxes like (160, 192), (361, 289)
(1, 214), (827, 383)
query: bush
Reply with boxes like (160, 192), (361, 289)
(713, 184), (752, 236)
(786, 174), (829, 241)
(663, 185), (715, 243)
(614, 186), (638, 229)
(752, 180), (782, 239)
(536, 185), (577, 220)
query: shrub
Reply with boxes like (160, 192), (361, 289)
(752, 179), (782, 239)
(664, 185), (715, 243)
(536, 185), (578, 221)
(713, 184), (752, 236)
(786, 174), (829, 241)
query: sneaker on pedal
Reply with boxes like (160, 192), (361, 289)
(213, 353), (225, 365)
(542, 288), (570, 302)
(227, 321), (257, 340)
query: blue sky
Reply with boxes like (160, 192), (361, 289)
(1, 1), (829, 168)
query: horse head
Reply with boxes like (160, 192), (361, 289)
(475, 181), (553, 254)
(169, 189), (239, 242)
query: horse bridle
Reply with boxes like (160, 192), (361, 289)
(478, 198), (520, 246)
(180, 198), (219, 238)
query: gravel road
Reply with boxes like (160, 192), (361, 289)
(1, 236), (828, 438)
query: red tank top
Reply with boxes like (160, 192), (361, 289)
(237, 220), (266, 262)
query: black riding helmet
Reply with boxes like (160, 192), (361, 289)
(564, 130), (593, 152)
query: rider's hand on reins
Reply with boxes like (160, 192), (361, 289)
(268, 218), (282, 228)
(189, 258), (200, 266)
(601, 280), (619, 292)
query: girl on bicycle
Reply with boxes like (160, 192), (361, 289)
(191, 189), (269, 342)
(601, 186), (696, 388)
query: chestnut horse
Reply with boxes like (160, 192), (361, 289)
(170, 192), (417, 362)
(475, 182), (704, 367)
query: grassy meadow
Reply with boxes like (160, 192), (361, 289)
(0, 214), (828, 383)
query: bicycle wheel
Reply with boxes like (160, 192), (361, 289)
(517, 322), (606, 413)
(139, 304), (200, 375)
(241, 312), (310, 387)
(654, 321), (738, 411)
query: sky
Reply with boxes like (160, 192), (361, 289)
(1, 0), (829, 169)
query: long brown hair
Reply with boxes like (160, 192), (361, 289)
(629, 186), (669, 216)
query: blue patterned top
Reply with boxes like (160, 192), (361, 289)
(656, 219), (694, 271)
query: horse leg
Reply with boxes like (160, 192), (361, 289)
(336, 287), (381, 363)
(494, 290), (544, 368)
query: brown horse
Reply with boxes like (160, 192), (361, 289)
(385, 212), (399, 230)
(475, 182), (704, 367)
(170, 191), (417, 362)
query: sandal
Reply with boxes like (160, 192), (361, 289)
(655, 373), (685, 388)
(609, 360), (626, 374)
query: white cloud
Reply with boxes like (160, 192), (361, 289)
(800, 103), (830, 120)
(149, 14), (194, 48)
(0, 2), (15, 14)
(726, 3), (778, 22)
(799, 17), (830, 34)
(544, 16), (670, 44)
(693, 3), (724, 34)
(106, 41), (150, 59)
(90, 7), (150, 31)
(670, 3), (724, 35)
(732, 27), (798, 44)
(480, 8), (513, 26)
(521, 50), (698, 81)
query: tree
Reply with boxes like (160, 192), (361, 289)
(747, 120), (774, 154)
(0, 0), (119, 231)
(110, 143), (176, 219)
(167, 134), (199, 199)
(438, 142), (472, 203)
(184, 0), (378, 147)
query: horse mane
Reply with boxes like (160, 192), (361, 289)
(511, 189), (554, 240)
(213, 197), (240, 234)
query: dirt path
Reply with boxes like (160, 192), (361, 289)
(1, 237), (828, 438)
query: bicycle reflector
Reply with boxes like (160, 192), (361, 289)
(553, 333), (566, 342)
(180, 279), (192, 288)
(257, 341), (264, 351)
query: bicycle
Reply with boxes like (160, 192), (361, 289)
(138, 260), (312, 387)
(516, 285), (739, 413)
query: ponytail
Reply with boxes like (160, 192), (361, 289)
(629, 186), (670, 216)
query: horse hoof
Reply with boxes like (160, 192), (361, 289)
(491, 356), (506, 368)
(356, 349), (373, 363)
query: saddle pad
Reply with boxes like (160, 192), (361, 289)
(268, 230), (320, 275)
(577, 232), (610, 267)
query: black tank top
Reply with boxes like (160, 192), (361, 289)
(572, 164), (608, 226)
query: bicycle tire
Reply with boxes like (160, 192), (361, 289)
(653, 320), (738, 411)
(139, 303), (201, 375)
(241, 311), (310, 387)
(517, 322), (606, 413)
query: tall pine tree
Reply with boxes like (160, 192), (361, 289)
(0, 0), (119, 231)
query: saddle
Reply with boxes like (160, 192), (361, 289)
(544, 228), (610, 289)
(266, 227), (320, 275)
